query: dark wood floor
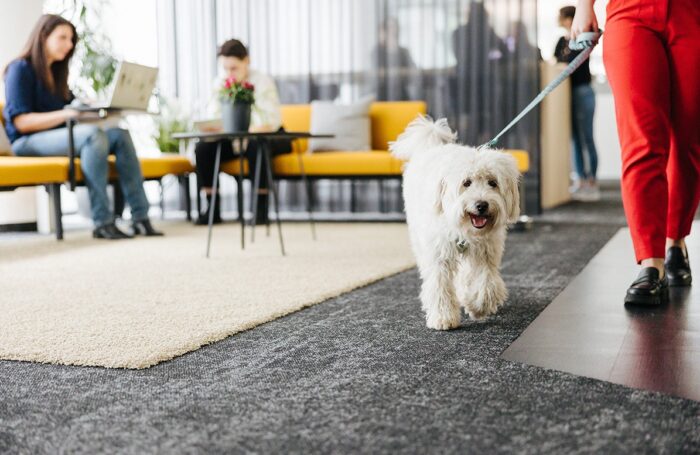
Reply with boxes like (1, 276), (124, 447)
(502, 224), (700, 401)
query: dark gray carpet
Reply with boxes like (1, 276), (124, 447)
(1, 183), (699, 454)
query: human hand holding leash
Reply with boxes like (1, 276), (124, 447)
(572, 0), (598, 41)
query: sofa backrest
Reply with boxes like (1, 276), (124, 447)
(280, 101), (427, 153)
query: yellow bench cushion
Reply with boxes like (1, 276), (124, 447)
(274, 151), (403, 176)
(73, 154), (194, 181)
(218, 152), (403, 177)
(221, 148), (528, 178)
(505, 149), (530, 173)
(278, 102), (529, 175)
(138, 155), (194, 179)
(0, 156), (68, 186)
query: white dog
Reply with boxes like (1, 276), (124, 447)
(390, 116), (520, 330)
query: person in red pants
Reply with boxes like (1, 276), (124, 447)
(573, 0), (699, 305)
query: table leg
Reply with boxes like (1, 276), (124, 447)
(250, 141), (263, 243)
(236, 138), (245, 250)
(206, 141), (222, 258)
(263, 140), (285, 256)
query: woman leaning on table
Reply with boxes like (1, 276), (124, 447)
(2, 14), (162, 239)
(572, 0), (698, 305)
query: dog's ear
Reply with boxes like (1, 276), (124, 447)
(505, 173), (521, 224)
(435, 178), (446, 214)
(495, 152), (521, 223)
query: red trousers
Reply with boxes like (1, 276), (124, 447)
(603, 0), (700, 262)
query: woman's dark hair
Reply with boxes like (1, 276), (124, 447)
(559, 6), (576, 21)
(217, 39), (248, 59)
(6, 14), (77, 100)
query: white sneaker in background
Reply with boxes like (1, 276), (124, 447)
(570, 181), (601, 202)
(569, 181), (587, 201)
(586, 182), (601, 201)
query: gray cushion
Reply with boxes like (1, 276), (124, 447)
(308, 99), (372, 152)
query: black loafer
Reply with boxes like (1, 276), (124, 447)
(131, 219), (164, 236)
(93, 223), (133, 240)
(624, 267), (668, 306)
(665, 246), (691, 287)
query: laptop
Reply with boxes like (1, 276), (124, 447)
(71, 61), (158, 111)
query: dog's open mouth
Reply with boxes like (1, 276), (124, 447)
(469, 213), (490, 229)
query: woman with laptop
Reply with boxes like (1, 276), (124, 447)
(2, 14), (163, 239)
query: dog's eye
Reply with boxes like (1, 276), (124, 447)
(488, 180), (498, 188)
(463, 179), (472, 188)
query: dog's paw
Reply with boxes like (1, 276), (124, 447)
(465, 304), (498, 321)
(425, 311), (461, 330)
(466, 277), (507, 321)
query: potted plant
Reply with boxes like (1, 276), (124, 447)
(153, 95), (191, 154)
(219, 77), (255, 133)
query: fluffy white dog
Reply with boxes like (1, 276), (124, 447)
(390, 116), (520, 330)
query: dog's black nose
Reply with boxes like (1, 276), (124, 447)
(476, 201), (489, 214)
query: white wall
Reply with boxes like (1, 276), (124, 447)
(0, 0), (43, 102)
(0, 0), (44, 226)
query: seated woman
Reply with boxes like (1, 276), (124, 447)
(194, 38), (289, 225)
(2, 14), (162, 239)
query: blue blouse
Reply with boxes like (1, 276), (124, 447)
(3, 59), (72, 143)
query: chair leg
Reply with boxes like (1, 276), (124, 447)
(350, 180), (357, 213)
(181, 175), (192, 221)
(250, 145), (263, 243)
(48, 184), (64, 240)
(262, 142), (285, 256)
(237, 138), (245, 250)
(379, 179), (386, 213)
(206, 142), (223, 258)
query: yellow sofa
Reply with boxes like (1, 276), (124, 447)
(221, 101), (529, 178)
(219, 101), (529, 217)
(0, 103), (195, 239)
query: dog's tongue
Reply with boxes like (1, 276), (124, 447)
(470, 214), (488, 229)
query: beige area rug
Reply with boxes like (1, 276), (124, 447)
(0, 222), (415, 369)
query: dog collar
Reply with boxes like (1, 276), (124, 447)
(455, 239), (468, 254)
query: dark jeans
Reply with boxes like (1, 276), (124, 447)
(571, 84), (598, 181)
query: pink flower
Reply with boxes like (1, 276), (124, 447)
(224, 79), (232, 89)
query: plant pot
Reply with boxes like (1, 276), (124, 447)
(221, 100), (252, 133)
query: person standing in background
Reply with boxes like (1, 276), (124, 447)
(370, 17), (418, 101)
(573, 0), (699, 305)
(555, 5), (600, 201)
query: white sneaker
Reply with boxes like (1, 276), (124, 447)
(586, 183), (601, 201)
(570, 181), (588, 201)
(573, 183), (601, 202)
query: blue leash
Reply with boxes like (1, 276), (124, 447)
(477, 31), (602, 150)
